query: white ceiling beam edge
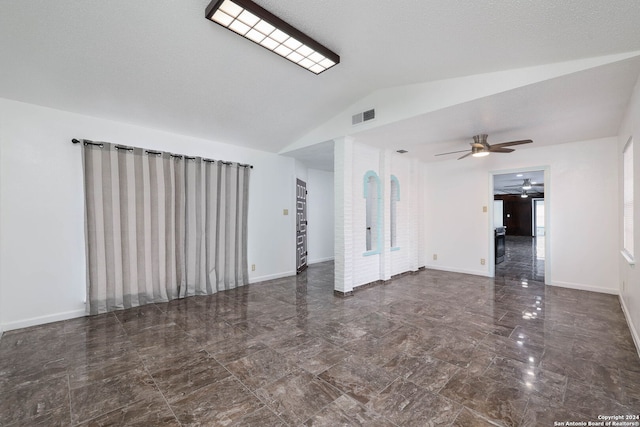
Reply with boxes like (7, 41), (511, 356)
(280, 50), (640, 155)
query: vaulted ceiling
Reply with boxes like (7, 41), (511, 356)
(2, 1), (640, 165)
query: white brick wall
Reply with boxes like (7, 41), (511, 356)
(418, 165), (427, 268)
(335, 141), (426, 293)
(409, 157), (421, 271)
(381, 150), (391, 281)
(351, 143), (383, 287)
(334, 137), (354, 293)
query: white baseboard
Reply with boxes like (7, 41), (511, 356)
(1, 308), (86, 332)
(549, 280), (618, 295)
(308, 256), (335, 265)
(423, 264), (491, 278)
(249, 270), (296, 284)
(620, 295), (640, 359)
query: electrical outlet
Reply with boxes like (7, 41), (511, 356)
(480, 258), (486, 265)
(433, 254), (437, 261)
(251, 264), (256, 271)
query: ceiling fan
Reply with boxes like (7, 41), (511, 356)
(505, 178), (544, 190)
(435, 134), (533, 160)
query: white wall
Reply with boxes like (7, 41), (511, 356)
(0, 114), (3, 337)
(424, 159), (492, 276)
(389, 155), (422, 276)
(307, 169), (334, 264)
(618, 74), (640, 356)
(0, 98), (297, 330)
(294, 159), (308, 184)
(333, 141), (424, 292)
(424, 137), (619, 295)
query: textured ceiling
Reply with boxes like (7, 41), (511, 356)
(1, 1), (640, 154)
(353, 55), (640, 163)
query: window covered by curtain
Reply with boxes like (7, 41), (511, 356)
(81, 142), (250, 315)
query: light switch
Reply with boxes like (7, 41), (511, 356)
(482, 206), (487, 213)
(283, 209), (288, 215)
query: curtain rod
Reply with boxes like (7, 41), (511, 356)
(72, 138), (253, 168)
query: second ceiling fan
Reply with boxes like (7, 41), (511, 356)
(435, 134), (533, 160)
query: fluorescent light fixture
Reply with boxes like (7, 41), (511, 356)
(206, 0), (340, 74)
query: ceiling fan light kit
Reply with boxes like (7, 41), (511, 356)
(435, 134), (533, 160)
(471, 146), (489, 157)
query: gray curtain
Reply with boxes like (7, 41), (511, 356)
(82, 142), (250, 315)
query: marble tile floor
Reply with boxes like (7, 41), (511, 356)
(496, 236), (546, 282)
(1, 261), (638, 426)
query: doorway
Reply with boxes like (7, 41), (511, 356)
(490, 169), (549, 283)
(296, 178), (308, 273)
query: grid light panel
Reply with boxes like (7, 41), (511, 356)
(207, 0), (338, 74)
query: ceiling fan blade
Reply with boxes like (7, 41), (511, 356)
(458, 152), (473, 160)
(490, 139), (533, 148)
(489, 147), (514, 153)
(434, 149), (470, 156)
(504, 182), (544, 188)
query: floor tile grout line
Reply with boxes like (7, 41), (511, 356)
(68, 312), (131, 426)
(140, 360), (184, 427)
(107, 311), (183, 426)
(298, 388), (401, 427)
(518, 395), (532, 427)
(67, 371), (74, 426)
(3, 259), (639, 426)
(203, 345), (292, 426)
(445, 406), (466, 427)
(277, 379), (344, 426)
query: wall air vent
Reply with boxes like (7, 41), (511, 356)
(352, 108), (376, 125)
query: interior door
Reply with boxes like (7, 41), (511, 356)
(296, 179), (308, 273)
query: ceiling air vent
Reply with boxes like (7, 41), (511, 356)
(352, 108), (376, 125)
